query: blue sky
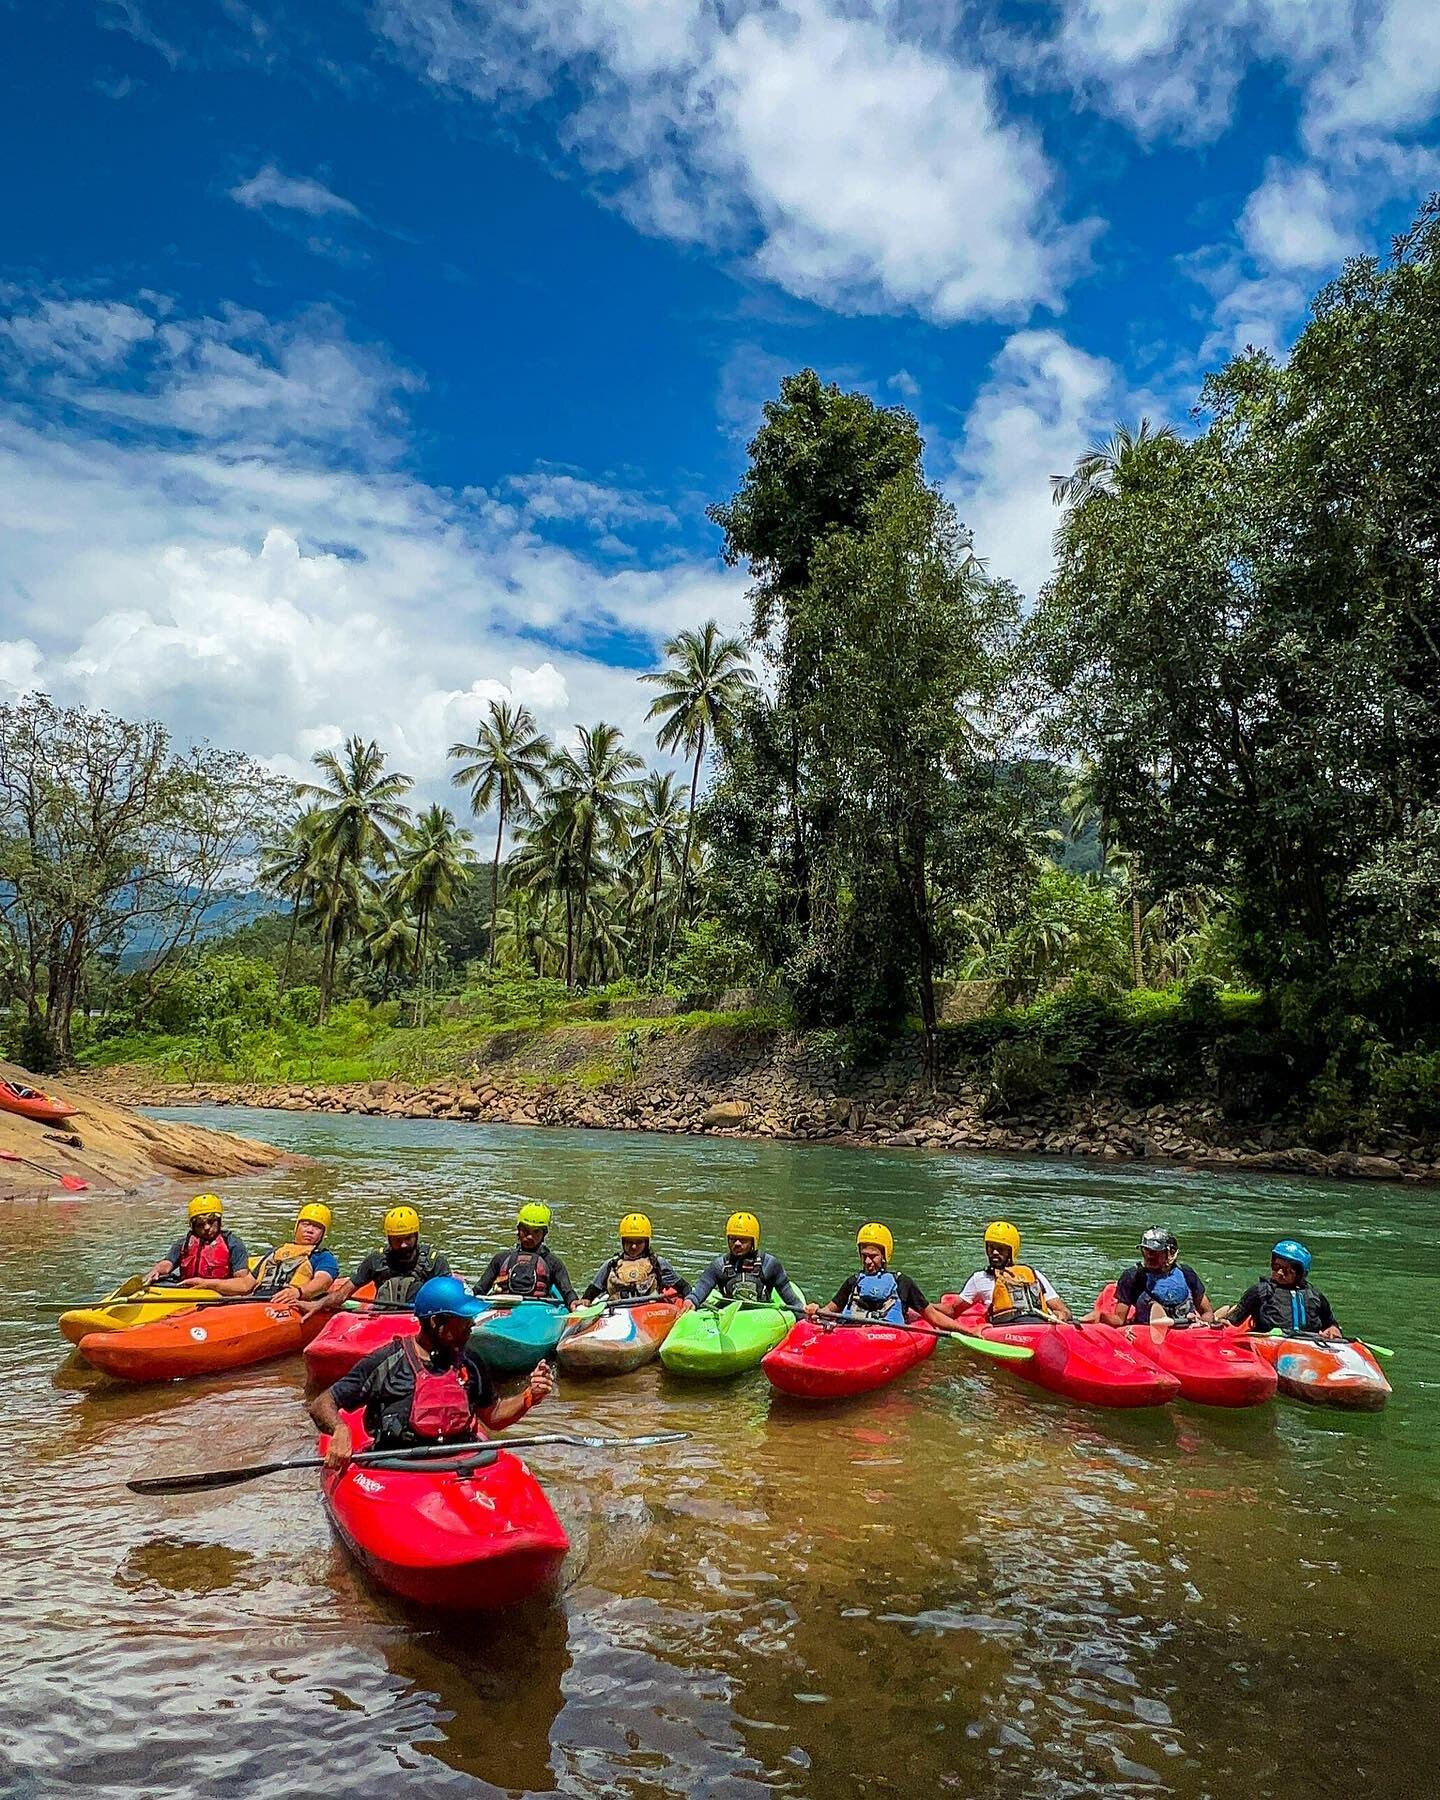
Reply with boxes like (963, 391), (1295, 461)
(2, 0), (1437, 800)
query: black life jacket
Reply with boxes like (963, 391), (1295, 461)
(717, 1251), (767, 1302)
(498, 1247), (552, 1299)
(1251, 1279), (1327, 1334)
(373, 1242), (441, 1304)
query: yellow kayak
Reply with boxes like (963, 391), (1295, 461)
(59, 1279), (222, 1346)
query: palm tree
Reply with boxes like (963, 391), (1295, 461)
(312, 857), (373, 1010)
(1050, 418), (1179, 511)
(392, 806), (474, 1013)
(363, 899), (418, 998)
(640, 621), (755, 965)
(302, 736), (413, 1020)
(546, 723), (643, 988)
(449, 701), (552, 972)
(624, 771), (689, 978)
(257, 805), (327, 990)
(509, 800), (583, 983)
(1065, 760), (1146, 988)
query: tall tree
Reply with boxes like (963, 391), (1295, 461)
(392, 805), (474, 1018)
(546, 724), (642, 989)
(640, 622), (754, 963)
(625, 771), (689, 977)
(257, 805), (327, 991)
(448, 700), (552, 972)
(302, 736), (412, 1021)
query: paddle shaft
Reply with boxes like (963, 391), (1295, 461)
(812, 1310), (1033, 1362)
(1262, 1328), (1394, 1358)
(0, 1149), (88, 1190)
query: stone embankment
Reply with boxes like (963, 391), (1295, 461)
(72, 1033), (1440, 1185)
(0, 1059), (287, 1196)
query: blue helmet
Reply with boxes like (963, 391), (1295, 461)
(412, 1276), (485, 1321)
(1271, 1239), (1312, 1275)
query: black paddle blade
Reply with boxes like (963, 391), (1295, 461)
(127, 1458), (323, 1495)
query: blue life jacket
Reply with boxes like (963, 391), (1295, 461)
(1144, 1267), (1195, 1321)
(847, 1271), (904, 1325)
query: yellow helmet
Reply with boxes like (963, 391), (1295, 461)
(984, 1219), (1022, 1258)
(725, 1210), (761, 1246)
(295, 1202), (331, 1234)
(856, 1222), (894, 1262)
(517, 1203), (552, 1230)
(188, 1193), (223, 1220)
(383, 1205), (421, 1238)
(618, 1212), (653, 1241)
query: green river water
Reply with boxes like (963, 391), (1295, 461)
(2, 1107), (1437, 1798)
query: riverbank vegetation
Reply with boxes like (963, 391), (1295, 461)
(5, 202), (1439, 1147)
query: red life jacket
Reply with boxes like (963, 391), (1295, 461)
(402, 1338), (476, 1441)
(499, 1248), (549, 1298)
(178, 1231), (236, 1282)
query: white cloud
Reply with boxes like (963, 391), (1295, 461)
(230, 162), (361, 219)
(888, 369), (921, 400)
(504, 470), (678, 531)
(0, 288), (745, 807)
(944, 329), (1119, 605)
(1239, 162), (1356, 273)
(0, 298), (157, 372)
(375, 0), (1090, 323)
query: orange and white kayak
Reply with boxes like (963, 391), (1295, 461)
(1246, 1332), (1391, 1412)
(78, 1299), (328, 1382)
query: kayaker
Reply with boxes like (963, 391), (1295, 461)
(1095, 1227), (1213, 1326)
(805, 1224), (961, 1330)
(304, 1205), (451, 1315)
(474, 1203), (579, 1308)
(580, 1213), (691, 1304)
(250, 1203), (340, 1304)
(1216, 1240), (1343, 1338)
(679, 1210), (803, 1313)
(141, 1195), (255, 1296)
(938, 1220), (1073, 1323)
(311, 1275), (554, 1468)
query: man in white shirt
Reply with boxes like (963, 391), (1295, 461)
(947, 1220), (1073, 1321)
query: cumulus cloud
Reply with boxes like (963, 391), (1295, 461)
(0, 287), (745, 807)
(374, 0), (1091, 323)
(230, 162), (361, 218)
(944, 329), (1120, 605)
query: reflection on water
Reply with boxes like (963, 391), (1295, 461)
(2, 1108), (1437, 1797)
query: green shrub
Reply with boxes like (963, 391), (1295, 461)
(1374, 1051), (1440, 1135)
(984, 1039), (1062, 1115)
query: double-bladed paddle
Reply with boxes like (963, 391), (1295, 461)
(812, 1311), (1034, 1362)
(126, 1428), (692, 1496)
(1260, 1327), (1395, 1358)
(0, 1148), (89, 1191)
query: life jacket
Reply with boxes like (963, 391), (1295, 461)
(1254, 1279), (1326, 1335)
(400, 1338), (477, 1442)
(607, 1253), (660, 1300)
(252, 1242), (315, 1295)
(497, 1248), (551, 1299)
(718, 1252), (767, 1303)
(988, 1265), (1052, 1325)
(373, 1242), (440, 1304)
(1138, 1266), (1194, 1322)
(846, 1271), (904, 1325)
(178, 1231), (237, 1282)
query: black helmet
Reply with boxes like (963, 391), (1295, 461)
(1139, 1226), (1177, 1255)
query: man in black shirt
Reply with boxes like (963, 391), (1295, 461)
(1096, 1227), (1214, 1326)
(1218, 1239), (1342, 1338)
(805, 1222), (964, 1332)
(474, 1202), (579, 1307)
(310, 1275), (554, 1467)
(303, 1203), (452, 1317)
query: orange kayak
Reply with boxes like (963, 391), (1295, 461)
(78, 1300), (328, 1382)
(1246, 1331), (1391, 1412)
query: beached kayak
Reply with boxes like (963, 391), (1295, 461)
(945, 1298), (1179, 1409)
(660, 1292), (800, 1379)
(762, 1316), (937, 1399)
(78, 1299), (327, 1382)
(470, 1299), (567, 1374)
(555, 1299), (680, 1375)
(0, 1078), (76, 1124)
(60, 1281), (223, 1346)
(1093, 1284), (1277, 1408)
(1247, 1331), (1392, 1412)
(321, 1420), (569, 1611)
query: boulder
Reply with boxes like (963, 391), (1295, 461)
(700, 1100), (750, 1129)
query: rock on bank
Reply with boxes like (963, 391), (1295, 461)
(0, 1060), (285, 1195)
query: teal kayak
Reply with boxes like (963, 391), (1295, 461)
(659, 1292), (801, 1379)
(470, 1299), (567, 1373)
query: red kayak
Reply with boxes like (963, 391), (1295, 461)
(0, 1078), (77, 1124)
(305, 1295), (414, 1391)
(321, 1419), (569, 1611)
(945, 1298), (1179, 1409)
(79, 1299), (328, 1382)
(762, 1316), (937, 1399)
(1093, 1284), (1277, 1408)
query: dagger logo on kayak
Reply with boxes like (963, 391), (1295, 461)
(189, 1326), (208, 1341)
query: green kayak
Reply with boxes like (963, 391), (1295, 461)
(659, 1292), (801, 1380)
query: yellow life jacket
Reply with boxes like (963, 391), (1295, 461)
(252, 1242), (316, 1293)
(988, 1264), (1052, 1325)
(607, 1254), (659, 1300)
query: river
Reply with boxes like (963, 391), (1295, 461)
(3, 1108), (1436, 1797)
